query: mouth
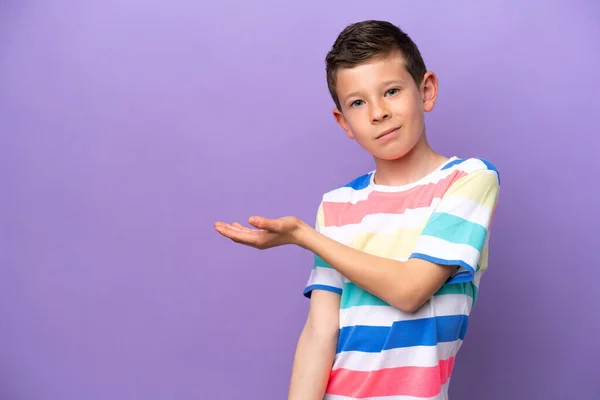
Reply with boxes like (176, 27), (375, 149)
(376, 127), (401, 140)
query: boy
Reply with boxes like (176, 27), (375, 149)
(214, 20), (500, 400)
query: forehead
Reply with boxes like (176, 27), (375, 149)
(335, 53), (412, 95)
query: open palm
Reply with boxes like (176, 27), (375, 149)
(214, 216), (304, 250)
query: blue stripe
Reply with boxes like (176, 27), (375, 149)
(303, 284), (343, 298)
(409, 253), (475, 284)
(441, 157), (500, 184)
(337, 314), (469, 353)
(478, 158), (498, 174)
(453, 271), (471, 279)
(478, 158), (500, 183)
(340, 173), (372, 190)
(441, 158), (465, 170)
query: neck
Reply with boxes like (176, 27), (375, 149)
(372, 133), (449, 187)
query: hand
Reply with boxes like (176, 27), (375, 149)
(214, 216), (307, 250)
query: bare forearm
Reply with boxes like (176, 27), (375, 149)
(296, 222), (452, 312)
(288, 325), (337, 400)
(297, 222), (409, 308)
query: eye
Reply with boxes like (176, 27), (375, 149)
(386, 88), (400, 96)
(350, 99), (365, 108)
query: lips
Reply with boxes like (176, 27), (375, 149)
(376, 127), (400, 139)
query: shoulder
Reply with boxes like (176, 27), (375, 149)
(443, 157), (499, 175)
(312, 171), (373, 227)
(442, 157), (500, 185)
(320, 171), (374, 203)
(439, 157), (500, 207)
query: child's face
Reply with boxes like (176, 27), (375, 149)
(332, 52), (437, 161)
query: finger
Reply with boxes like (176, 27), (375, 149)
(249, 216), (279, 232)
(215, 223), (258, 244)
(232, 222), (249, 231)
(214, 222), (232, 236)
(214, 222), (241, 237)
(217, 222), (247, 233)
(234, 222), (267, 234)
(215, 222), (237, 232)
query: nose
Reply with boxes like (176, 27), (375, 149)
(370, 99), (391, 123)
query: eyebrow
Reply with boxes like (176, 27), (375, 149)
(343, 80), (406, 103)
(380, 79), (405, 87)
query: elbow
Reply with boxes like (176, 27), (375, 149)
(392, 300), (421, 314)
(389, 292), (428, 314)
(385, 272), (438, 313)
(383, 263), (431, 313)
(305, 318), (339, 339)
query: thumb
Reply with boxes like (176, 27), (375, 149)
(249, 216), (279, 232)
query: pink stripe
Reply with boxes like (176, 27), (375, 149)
(326, 357), (455, 398)
(323, 171), (466, 227)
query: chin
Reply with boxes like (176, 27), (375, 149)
(377, 153), (408, 161)
(372, 147), (412, 161)
(375, 136), (425, 161)
(357, 139), (414, 161)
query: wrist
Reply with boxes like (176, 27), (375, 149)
(293, 219), (314, 249)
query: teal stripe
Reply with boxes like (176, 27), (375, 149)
(312, 254), (333, 270)
(435, 281), (478, 305)
(341, 282), (388, 309)
(341, 281), (478, 309)
(422, 212), (487, 250)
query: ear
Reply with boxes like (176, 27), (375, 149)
(421, 71), (438, 112)
(333, 108), (355, 139)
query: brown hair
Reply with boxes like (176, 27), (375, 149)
(325, 20), (427, 110)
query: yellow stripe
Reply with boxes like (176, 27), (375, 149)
(445, 170), (499, 211)
(315, 202), (325, 229)
(479, 245), (489, 272)
(351, 227), (423, 259)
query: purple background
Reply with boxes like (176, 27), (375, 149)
(1, 1), (599, 399)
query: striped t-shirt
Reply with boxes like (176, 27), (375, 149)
(303, 157), (500, 400)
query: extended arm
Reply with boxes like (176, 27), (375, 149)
(214, 218), (452, 313)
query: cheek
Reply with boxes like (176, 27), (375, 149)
(399, 100), (424, 129)
(398, 96), (420, 115)
(345, 113), (369, 136)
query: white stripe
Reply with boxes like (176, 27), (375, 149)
(325, 382), (450, 400)
(412, 235), (480, 270)
(355, 204), (438, 231)
(369, 167), (457, 193)
(306, 266), (344, 289)
(323, 184), (373, 203)
(332, 340), (462, 371)
(455, 158), (490, 174)
(339, 294), (471, 328)
(320, 224), (357, 245)
(433, 195), (492, 226)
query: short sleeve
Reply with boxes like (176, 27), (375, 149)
(303, 202), (345, 298)
(409, 165), (500, 284)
